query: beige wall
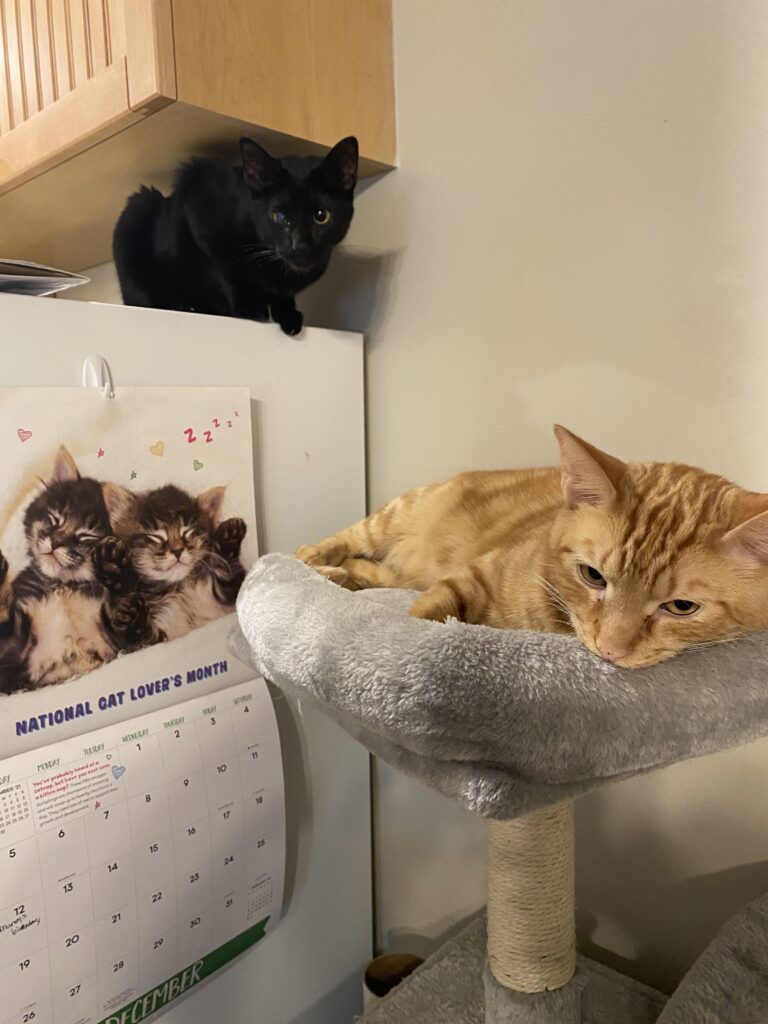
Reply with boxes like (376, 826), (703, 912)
(311, 0), (768, 993)
(71, 0), (768, 993)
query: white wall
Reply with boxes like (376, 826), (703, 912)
(68, 0), (768, 994)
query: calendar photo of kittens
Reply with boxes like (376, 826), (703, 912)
(0, 387), (258, 739)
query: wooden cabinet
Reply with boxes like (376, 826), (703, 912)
(0, 0), (174, 191)
(0, 0), (395, 270)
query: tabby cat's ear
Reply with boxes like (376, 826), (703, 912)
(198, 486), (226, 523)
(553, 425), (626, 510)
(720, 503), (768, 563)
(50, 446), (80, 484)
(102, 483), (135, 527)
(320, 136), (358, 193)
(239, 137), (281, 191)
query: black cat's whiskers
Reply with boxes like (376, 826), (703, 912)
(238, 243), (273, 255)
(241, 252), (284, 268)
(237, 244), (283, 267)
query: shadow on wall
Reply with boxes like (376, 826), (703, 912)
(385, 908), (484, 962)
(300, 247), (403, 339)
(576, 802), (768, 994)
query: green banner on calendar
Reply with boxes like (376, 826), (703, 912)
(98, 917), (270, 1024)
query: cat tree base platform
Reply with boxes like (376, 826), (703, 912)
(361, 917), (666, 1024)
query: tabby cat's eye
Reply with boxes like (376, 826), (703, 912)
(270, 210), (287, 225)
(579, 564), (607, 589)
(661, 599), (700, 616)
(313, 208), (331, 225)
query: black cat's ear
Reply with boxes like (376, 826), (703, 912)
(239, 137), (281, 192)
(321, 136), (358, 192)
(102, 483), (135, 527)
(51, 447), (80, 484)
(198, 486), (226, 523)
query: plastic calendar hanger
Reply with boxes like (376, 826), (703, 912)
(80, 353), (115, 399)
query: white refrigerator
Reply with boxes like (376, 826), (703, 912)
(0, 292), (372, 1024)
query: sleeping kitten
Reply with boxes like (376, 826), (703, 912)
(297, 426), (768, 669)
(112, 136), (358, 336)
(102, 482), (247, 645)
(0, 553), (28, 694)
(5, 448), (140, 688)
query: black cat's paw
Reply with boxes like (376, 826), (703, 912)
(277, 309), (304, 337)
(246, 303), (270, 323)
(112, 594), (150, 644)
(215, 518), (247, 559)
(94, 536), (133, 592)
(0, 551), (8, 586)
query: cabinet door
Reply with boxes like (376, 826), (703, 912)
(0, 0), (175, 196)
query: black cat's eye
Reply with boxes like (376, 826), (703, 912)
(578, 564), (607, 589)
(661, 599), (700, 617)
(270, 210), (288, 225)
(313, 208), (331, 225)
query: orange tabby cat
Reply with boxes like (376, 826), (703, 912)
(296, 426), (768, 668)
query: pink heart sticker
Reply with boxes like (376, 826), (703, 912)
(17, 428), (32, 443)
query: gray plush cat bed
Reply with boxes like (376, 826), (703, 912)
(231, 553), (768, 1023)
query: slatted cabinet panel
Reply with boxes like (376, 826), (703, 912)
(0, 0), (128, 130)
(0, 0), (172, 192)
(1, 0), (26, 128)
(33, 0), (55, 109)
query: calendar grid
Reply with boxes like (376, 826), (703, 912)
(0, 680), (284, 1024)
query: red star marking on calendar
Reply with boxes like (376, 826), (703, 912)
(94, 800), (101, 810)
(97, 448), (105, 458)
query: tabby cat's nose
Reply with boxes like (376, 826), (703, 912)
(596, 636), (630, 662)
(169, 546), (184, 559)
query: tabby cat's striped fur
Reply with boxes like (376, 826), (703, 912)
(297, 426), (768, 669)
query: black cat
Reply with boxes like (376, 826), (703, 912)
(113, 135), (358, 336)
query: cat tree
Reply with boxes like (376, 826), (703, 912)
(232, 553), (768, 1023)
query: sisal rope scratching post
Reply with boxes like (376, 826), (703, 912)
(487, 800), (576, 993)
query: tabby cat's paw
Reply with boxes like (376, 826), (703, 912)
(94, 536), (133, 592)
(277, 309), (304, 336)
(294, 543), (322, 566)
(294, 541), (348, 567)
(316, 564), (349, 585)
(293, 546), (348, 583)
(215, 517), (247, 559)
(408, 585), (463, 623)
(112, 593), (150, 644)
